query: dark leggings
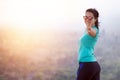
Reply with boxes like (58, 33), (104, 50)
(76, 62), (101, 80)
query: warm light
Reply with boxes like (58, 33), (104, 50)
(0, 26), (56, 60)
(0, 0), (95, 59)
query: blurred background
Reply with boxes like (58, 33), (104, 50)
(0, 0), (120, 80)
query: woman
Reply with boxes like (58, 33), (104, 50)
(76, 8), (101, 80)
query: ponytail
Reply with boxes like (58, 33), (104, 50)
(95, 19), (99, 29)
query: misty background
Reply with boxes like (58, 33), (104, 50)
(0, 0), (120, 80)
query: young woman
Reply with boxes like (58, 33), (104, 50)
(76, 8), (101, 80)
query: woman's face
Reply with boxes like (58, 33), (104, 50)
(84, 12), (94, 20)
(83, 12), (96, 24)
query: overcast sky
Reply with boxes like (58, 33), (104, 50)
(0, 0), (120, 32)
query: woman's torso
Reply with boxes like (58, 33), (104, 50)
(78, 26), (99, 62)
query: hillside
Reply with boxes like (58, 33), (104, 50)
(0, 28), (120, 80)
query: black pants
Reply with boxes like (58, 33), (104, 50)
(76, 62), (101, 80)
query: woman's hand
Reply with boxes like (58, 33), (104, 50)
(83, 16), (96, 37)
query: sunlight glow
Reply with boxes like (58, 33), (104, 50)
(0, 26), (55, 59)
(1, 0), (115, 59)
(0, 0), (96, 59)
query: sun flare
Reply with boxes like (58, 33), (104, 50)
(0, 26), (55, 59)
(0, 0), (82, 59)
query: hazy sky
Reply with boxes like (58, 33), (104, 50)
(0, 0), (120, 32)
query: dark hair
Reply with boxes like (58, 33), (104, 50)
(86, 8), (99, 29)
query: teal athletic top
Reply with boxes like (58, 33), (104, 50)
(78, 26), (99, 62)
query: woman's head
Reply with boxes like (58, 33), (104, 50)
(85, 8), (99, 29)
